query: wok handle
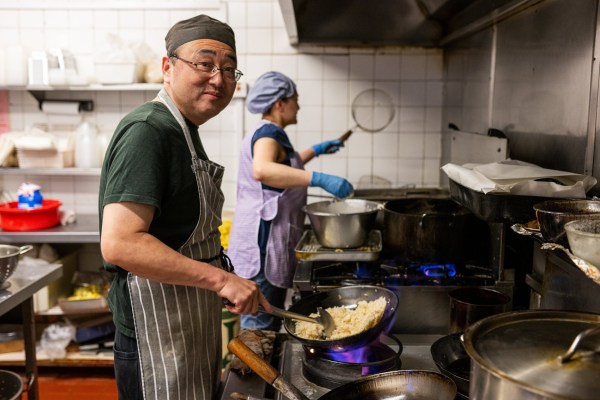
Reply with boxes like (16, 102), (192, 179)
(228, 338), (309, 400)
(228, 338), (278, 384)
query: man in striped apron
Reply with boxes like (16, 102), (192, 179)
(99, 15), (270, 400)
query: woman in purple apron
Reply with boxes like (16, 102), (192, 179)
(228, 71), (354, 331)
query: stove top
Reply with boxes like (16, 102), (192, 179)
(274, 335), (443, 400)
(293, 258), (495, 293)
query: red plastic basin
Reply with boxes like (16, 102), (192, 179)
(0, 199), (62, 231)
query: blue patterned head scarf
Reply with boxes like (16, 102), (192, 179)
(246, 71), (296, 114)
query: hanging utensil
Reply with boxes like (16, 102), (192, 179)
(339, 88), (396, 144)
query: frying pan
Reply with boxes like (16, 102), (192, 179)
(283, 286), (398, 352)
(229, 337), (457, 400)
(430, 333), (471, 399)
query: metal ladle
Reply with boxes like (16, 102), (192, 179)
(259, 305), (335, 338)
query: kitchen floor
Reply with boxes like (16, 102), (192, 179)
(4, 367), (117, 400)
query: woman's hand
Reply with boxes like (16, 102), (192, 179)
(312, 139), (343, 156)
(310, 171), (354, 198)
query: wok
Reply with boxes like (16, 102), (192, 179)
(228, 338), (457, 400)
(430, 333), (471, 399)
(283, 286), (398, 352)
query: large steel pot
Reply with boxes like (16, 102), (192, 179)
(283, 285), (398, 352)
(303, 199), (382, 248)
(383, 198), (471, 262)
(448, 287), (510, 333)
(463, 310), (600, 400)
(533, 199), (600, 246)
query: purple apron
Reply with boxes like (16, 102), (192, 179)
(228, 120), (307, 288)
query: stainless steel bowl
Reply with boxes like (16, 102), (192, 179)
(302, 199), (382, 248)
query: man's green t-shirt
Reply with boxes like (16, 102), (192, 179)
(98, 101), (209, 338)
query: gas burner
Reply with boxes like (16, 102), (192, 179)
(293, 258), (496, 295)
(380, 261), (458, 285)
(312, 261), (382, 287)
(301, 336), (403, 389)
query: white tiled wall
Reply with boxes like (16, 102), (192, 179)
(0, 0), (443, 215)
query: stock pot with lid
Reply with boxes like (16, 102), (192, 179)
(463, 310), (600, 400)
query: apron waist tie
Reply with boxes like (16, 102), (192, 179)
(200, 247), (235, 273)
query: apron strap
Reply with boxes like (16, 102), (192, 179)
(200, 247), (235, 273)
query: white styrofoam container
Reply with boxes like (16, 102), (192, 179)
(17, 148), (74, 168)
(16, 130), (75, 168)
(94, 61), (137, 84)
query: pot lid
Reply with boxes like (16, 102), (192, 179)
(463, 310), (600, 400)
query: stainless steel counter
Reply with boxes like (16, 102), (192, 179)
(0, 262), (63, 400)
(0, 214), (99, 243)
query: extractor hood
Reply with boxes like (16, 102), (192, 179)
(278, 0), (522, 47)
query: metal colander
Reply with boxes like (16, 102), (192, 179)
(0, 245), (33, 284)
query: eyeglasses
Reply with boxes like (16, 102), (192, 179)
(170, 54), (243, 82)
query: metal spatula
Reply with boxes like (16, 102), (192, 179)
(316, 306), (336, 338)
(260, 305), (336, 338)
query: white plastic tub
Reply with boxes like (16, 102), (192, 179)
(94, 62), (137, 84)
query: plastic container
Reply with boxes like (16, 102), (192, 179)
(17, 182), (43, 209)
(58, 297), (108, 314)
(94, 62), (137, 84)
(564, 219), (600, 268)
(0, 199), (62, 231)
(17, 147), (73, 168)
(75, 121), (100, 168)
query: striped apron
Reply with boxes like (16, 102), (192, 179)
(128, 89), (229, 400)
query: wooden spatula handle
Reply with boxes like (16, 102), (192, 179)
(228, 338), (279, 384)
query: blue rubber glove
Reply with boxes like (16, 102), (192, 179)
(312, 139), (343, 157)
(310, 172), (354, 198)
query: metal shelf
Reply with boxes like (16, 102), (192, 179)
(2, 82), (247, 98)
(0, 167), (101, 176)
(0, 215), (100, 244)
(25, 83), (164, 92)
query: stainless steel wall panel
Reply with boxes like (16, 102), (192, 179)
(442, 0), (599, 191)
(492, 0), (596, 173)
